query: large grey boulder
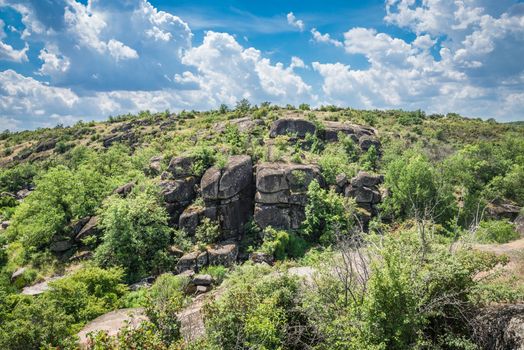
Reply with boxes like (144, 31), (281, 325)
(160, 178), (197, 204)
(269, 118), (316, 138)
(149, 156), (163, 175)
(344, 171), (384, 228)
(113, 181), (135, 197)
(321, 121), (375, 142)
(359, 135), (381, 152)
(75, 216), (99, 242)
(200, 155), (254, 238)
(254, 163), (323, 230)
(179, 206), (217, 236)
(167, 155), (197, 179)
(207, 242), (238, 267)
(473, 304), (524, 350)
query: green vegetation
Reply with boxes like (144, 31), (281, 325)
(0, 105), (522, 349)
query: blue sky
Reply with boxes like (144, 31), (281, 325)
(0, 0), (523, 130)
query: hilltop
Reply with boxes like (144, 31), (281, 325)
(0, 103), (523, 349)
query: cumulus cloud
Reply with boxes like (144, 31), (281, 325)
(0, 18), (29, 62)
(313, 0), (524, 121)
(311, 28), (343, 47)
(180, 31), (314, 106)
(287, 12), (305, 31)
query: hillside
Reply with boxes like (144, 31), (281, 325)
(0, 104), (523, 349)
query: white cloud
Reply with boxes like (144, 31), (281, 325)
(0, 18), (28, 62)
(290, 56), (306, 69)
(311, 28), (342, 47)
(37, 46), (70, 77)
(181, 31), (314, 106)
(287, 12), (305, 31)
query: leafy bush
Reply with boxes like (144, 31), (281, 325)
(95, 185), (173, 282)
(475, 220), (519, 243)
(195, 217), (221, 246)
(303, 180), (356, 244)
(259, 226), (307, 260)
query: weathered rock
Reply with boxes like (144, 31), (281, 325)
(1, 220), (10, 230)
(250, 252), (274, 265)
(15, 188), (31, 200)
(149, 156), (163, 175)
(168, 245), (185, 258)
(200, 155), (254, 238)
(196, 285), (211, 294)
(192, 274), (213, 286)
(35, 139), (57, 153)
(179, 206), (218, 235)
(176, 251), (208, 273)
(160, 178), (197, 204)
(321, 121), (375, 142)
(345, 186), (381, 204)
(214, 117), (264, 133)
(254, 163), (323, 230)
(350, 172), (383, 188)
(78, 308), (147, 348)
(336, 173), (348, 188)
(486, 201), (521, 221)
(11, 267), (26, 282)
(75, 216), (99, 241)
(207, 242), (238, 267)
(167, 156), (197, 179)
(22, 276), (63, 295)
(50, 239), (73, 252)
(359, 135), (381, 152)
(69, 250), (93, 262)
(269, 118), (316, 138)
(114, 181), (135, 197)
(473, 304), (524, 350)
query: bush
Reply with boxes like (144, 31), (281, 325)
(195, 217), (220, 246)
(95, 185), (173, 282)
(476, 220), (519, 243)
(303, 180), (356, 244)
(259, 227), (307, 260)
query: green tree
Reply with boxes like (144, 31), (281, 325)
(95, 185), (173, 282)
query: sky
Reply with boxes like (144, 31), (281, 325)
(0, 0), (523, 130)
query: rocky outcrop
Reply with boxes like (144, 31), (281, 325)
(149, 156), (163, 175)
(179, 206), (217, 236)
(344, 172), (383, 226)
(75, 216), (99, 242)
(254, 163), (323, 230)
(160, 177), (198, 225)
(321, 121), (375, 142)
(113, 181), (135, 197)
(167, 155), (198, 179)
(214, 117), (264, 133)
(176, 241), (238, 273)
(358, 135), (381, 152)
(200, 155), (254, 238)
(486, 200), (521, 221)
(473, 304), (524, 350)
(35, 139), (57, 153)
(269, 118), (316, 138)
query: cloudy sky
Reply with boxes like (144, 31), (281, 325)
(0, 0), (523, 130)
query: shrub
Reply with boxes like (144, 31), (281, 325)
(195, 217), (221, 246)
(259, 227), (308, 260)
(200, 265), (228, 285)
(95, 185), (173, 282)
(475, 220), (519, 243)
(303, 180), (356, 244)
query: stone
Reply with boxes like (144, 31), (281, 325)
(515, 215), (524, 236)
(207, 242), (238, 267)
(254, 163), (323, 230)
(35, 139), (57, 153)
(486, 201), (521, 221)
(201, 168), (221, 200)
(160, 178), (197, 204)
(168, 245), (185, 258)
(473, 304), (524, 350)
(335, 173), (348, 188)
(75, 216), (99, 241)
(214, 117), (265, 133)
(149, 156), (163, 175)
(269, 118), (316, 138)
(254, 204), (291, 229)
(196, 285), (211, 294)
(359, 135), (381, 152)
(321, 121), (375, 142)
(167, 156), (197, 179)
(179, 205), (218, 235)
(350, 172), (383, 188)
(11, 267), (26, 282)
(345, 186), (381, 204)
(192, 274), (213, 286)
(176, 251), (200, 273)
(21, 276), (63, 295)
(1, 221), (10, 230)
(218, 155), (253, 199)
(15, 188), (31, 200)
(50, 239), (73, 252)
(114, 181), (135, 197)
(69, 250), (93, 262)
(250, 252), (274, 265)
